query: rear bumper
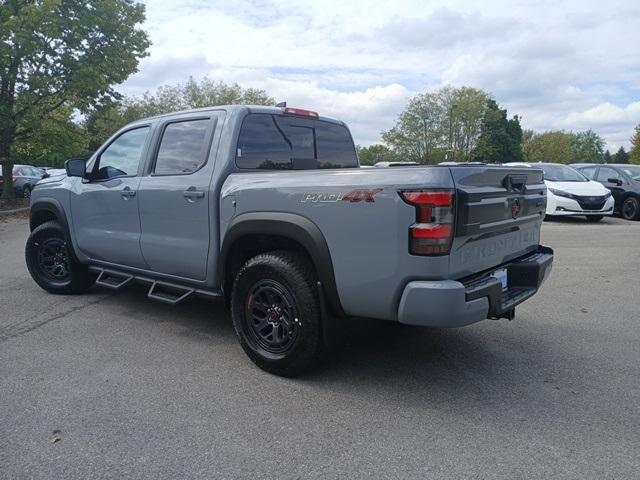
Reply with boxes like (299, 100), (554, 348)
(397, 246), (554, 327)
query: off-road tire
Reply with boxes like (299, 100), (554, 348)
(25, 221), (95, 294)
(231, 250), (324, 376)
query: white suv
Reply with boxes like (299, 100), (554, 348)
(506, 162), (614, 222)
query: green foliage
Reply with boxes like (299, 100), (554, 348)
(0, 0), (150, 199)
(523, 129), (605, 164)
(12, 107), (90, 167)
(382, 86), (489, 164)
(630, 125), (640, 165)
(613, 146), (629, 164)
(472, 99), (523, 163)
(356, 144), (400, 165)
(84, 77), (275, 149)
(571, 129), (605, 163)
(604, 150), (612, 164)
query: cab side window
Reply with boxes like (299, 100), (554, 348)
(154, 119), (212, 175)
(596, 167), (620, 183)
(93, 127), (150, 180)
(580, 167), (596, 179)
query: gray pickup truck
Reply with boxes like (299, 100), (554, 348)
(26, 105), (553, 375)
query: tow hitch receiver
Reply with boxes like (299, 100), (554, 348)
(491, 308), (515, 321)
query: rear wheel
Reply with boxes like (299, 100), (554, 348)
(621, 197), (640, 220)
(25, 221), (95, 294)
(586, 215), (603, 223)
(230, 251), (324, 376)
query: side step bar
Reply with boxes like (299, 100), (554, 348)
(147, 281), (195, 305)
(95, 270), (134, 290)
(89, 266), (222, 304)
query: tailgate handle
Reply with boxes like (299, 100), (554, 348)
(503, 174), (527, 192)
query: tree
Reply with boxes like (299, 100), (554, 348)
(84, 77), (274, 148)
(603, 149), (612, 164)
(12, 106), (90, 167)
(613, 146), (629, 164)
(571, 129), (605, 163)
(356, 144), (399, 165)
(382, 91), (445, 164)
(382, 86), (489, 164)
(0, 0), (150, 200)
(630, 125), (640, 165)
(472, 99), (523, 163)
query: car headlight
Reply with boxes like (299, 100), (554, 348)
(548, 187), (573, 198)
(604, 191), (612, 198)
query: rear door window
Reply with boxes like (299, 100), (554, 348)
(154, 118), (212, 175)
(236, 113), (357, 170)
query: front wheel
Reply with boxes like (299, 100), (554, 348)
(586, 215), (603, 223)
(621, 197), (640, 220)
(22, 185), (32, 199)
(230, 251), (324, 376)
(25, 221), (95, 294)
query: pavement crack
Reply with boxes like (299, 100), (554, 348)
(0, 293), (115, 342)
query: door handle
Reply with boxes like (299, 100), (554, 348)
(183, 189), (205, 201)
(121, 187), (136, 200)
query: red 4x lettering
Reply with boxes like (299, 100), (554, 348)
(342, 188), (383, 203)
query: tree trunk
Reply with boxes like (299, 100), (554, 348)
(0, 129), (15, 203)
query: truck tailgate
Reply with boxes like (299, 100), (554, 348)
(448, 166), (546, 278)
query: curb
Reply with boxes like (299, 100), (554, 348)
(0, 206), (29, 216)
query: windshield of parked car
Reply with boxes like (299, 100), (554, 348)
(621, 166), (640, 181)
(541, 164), (588, 182)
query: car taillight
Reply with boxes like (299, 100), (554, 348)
(0, 177), (15, 186)
(400, 190), (455, 255)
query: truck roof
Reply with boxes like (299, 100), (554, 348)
(136, 105), (346, 126)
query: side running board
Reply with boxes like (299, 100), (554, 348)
(88, 266), (222, 305)
(147, 281), (195, 305)
(95, 270), (134, 290)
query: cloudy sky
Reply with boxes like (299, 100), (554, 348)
(120, 0), (640, 151)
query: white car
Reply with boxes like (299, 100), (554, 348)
(505, 162), (614, 222)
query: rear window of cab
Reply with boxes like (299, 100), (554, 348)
(236, 113), (358, 170)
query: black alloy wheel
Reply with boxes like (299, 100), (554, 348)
(244, 279), (299, 355)
(36, 237), (71, 281)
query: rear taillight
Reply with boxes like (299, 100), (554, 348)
(0, 177), (15, 186)
(400, 190), (455, 255)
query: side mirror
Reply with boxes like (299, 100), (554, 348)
(607, 178), (622, 186)
(42, 171), (50, 179)
(65, 158), (86, 177)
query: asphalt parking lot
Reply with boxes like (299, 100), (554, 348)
(1, 214), (639, 479)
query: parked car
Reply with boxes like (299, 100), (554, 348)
(0, 164), (49, 199)
(26, 105), (553, 375)
(573, 164), (640, 220)
(505, 162), (614, 222)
